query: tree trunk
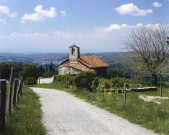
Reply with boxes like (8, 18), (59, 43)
(151, 73), (157, 85)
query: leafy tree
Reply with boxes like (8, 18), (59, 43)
(20, 65), (39, 80)
(0, 62), (24, 80)
(74, 71), (96, 90)
(124, 24), (169, 85)
(125, 55), (146, 83)
(24, 77), (37, 85)
(45, 65), (48, 71)
(38, 65), (45, 76)
(43, 70), (57, 78)
(106, 69), (123, 79)
(49, 62), (55, 72)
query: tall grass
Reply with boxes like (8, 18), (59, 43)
(139, 82), (169, 97)
(34, 81), (169, 135)
(4, 86), (46, 135)
(70, 88), (169, 134)
(35, 81), (66, 90)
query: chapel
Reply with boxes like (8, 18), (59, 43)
(58, 45), (109, 77)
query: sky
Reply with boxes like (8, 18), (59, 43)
(0, 0), (168, 53)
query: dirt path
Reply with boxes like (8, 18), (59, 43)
(30, 87), (157, 135)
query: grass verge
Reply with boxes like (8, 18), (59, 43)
(139, 82), (169, 97)
(3, 86), (46, 135)
(34, 81), (169, 135)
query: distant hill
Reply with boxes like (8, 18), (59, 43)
(0, 52), (130, 74)
(0, 52), (67, 65)
(0, 52), (129, 64)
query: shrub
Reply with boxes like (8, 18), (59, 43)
(125, 83), (130, 88)
(111, 77), (127, 88)
(74, 71), (96, 90)
(97, 84), (105, 92)
(106, 69), (123, 79)
(91, 77), (99, 91)
(104, 81), (110, 89)
(43, 70), (57, 78)
(24, 77), (37, 85)
(55, 75), (65, 82)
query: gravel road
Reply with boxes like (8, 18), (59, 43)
(30, 87), (157, 135)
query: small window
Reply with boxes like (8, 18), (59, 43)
(72, 48), (75, 55)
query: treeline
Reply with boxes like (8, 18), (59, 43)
(0, 62), (128, 86)
(0, 62), (58, 85)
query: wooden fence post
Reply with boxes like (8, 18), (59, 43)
(16, 79), (22, 103)
(0, 69), (1, 79)
(12, 79), (18, 106)
(8, 67), (14, 115)
(0, 80), (7, 132)
(16, 79), (20, 103)
(19, 78), (23, 97)
(124, 85), (126, 103)
(160, 72), (162, 97)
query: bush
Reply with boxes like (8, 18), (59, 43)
(43, 70), (57, 78)
(20, 65), (39, 80)
(55, 75), (65, 82)
(91, 77), (99, 91)
(106, 69), (123, 79)
(24, 77), (37, 85)
(74, 71), (96, 90)
(55, 74), (73, 82)
(104, 81), (110, 89)
(125, 83), (130, 88)
(111, 77), (127, 88)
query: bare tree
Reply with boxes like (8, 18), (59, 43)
(124, 55), (146, 83)
(124, 24), (169, 85)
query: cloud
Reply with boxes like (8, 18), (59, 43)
(102, 23), (168, 32)
(103, 24), (128, 31)
(0, 5), (17, 18)
(0, 0), (6, 2)
(0, 18), (6, 24)
(3, 23), (166, 41)
(1, 23), (167, 53)
(153, 2), (162, 8)
(115, 3), (153, 16)
(60, 10), (67, 17)
(22, 5), (56, 23)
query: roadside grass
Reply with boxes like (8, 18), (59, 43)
(71, 88), (169, 134)
(139, 82), (169, 97)
(34, 80), (169, 135)
(35, 81), (66, 90)
(4, 86), (46, 135)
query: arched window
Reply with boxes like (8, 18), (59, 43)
(72, 48), (75, 55)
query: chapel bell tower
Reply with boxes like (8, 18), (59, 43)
(69, 44), (80, 62)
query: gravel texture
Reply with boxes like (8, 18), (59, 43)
(30, 87), (157, 135)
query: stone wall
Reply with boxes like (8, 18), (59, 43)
(58, 66), (81, 75)
(127, 87), (157, 92)
(37, 75), (57, 84)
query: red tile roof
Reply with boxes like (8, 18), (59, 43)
(80, 55), (109, 68)
(58, 55), (109, 72)
(64, 63), (94, 72)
